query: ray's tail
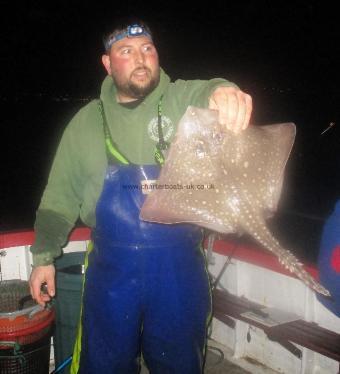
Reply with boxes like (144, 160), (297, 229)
(244, 216), (331, 297)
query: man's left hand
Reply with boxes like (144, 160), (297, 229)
(209, 86), (252, 133)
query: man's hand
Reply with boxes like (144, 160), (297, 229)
(209, 86), (252, 133)
(29, 265), (56, 307)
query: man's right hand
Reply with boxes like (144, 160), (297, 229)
(29, 265), (56, 307)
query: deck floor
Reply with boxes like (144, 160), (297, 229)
(204, 349), (251, 373)
(140, 341), (253, 374)
(140, 350), (250, 374)
(49, 351), (249, 374)
(50, 340), (277, 373)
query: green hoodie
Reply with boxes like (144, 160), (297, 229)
(30, 69), (237, 266)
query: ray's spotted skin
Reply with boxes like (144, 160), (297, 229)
(140, 106), (330, 297)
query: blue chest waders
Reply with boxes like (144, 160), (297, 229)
(75, 100), (212, 374)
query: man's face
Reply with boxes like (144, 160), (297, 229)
(102, 35), (160, 102)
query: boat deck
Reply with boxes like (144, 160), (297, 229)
(139, 350), (250, 374)
(139, 339), (277, 374)
(48, 339), (278, 374)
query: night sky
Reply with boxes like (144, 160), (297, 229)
(1, 2), (338, 102)
(1, 1), (339, 260)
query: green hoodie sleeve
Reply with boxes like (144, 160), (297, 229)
(172, 77), (239, 109)
(30, 111), (88, 266)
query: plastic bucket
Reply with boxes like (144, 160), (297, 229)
(0, 279), (54, 374)
(54, 251), (85, 374)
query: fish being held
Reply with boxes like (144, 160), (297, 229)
(140, 106), (330, 297)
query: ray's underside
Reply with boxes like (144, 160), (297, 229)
(140, 107), (330, 297)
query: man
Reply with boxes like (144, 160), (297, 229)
(29, 18), (252, 373)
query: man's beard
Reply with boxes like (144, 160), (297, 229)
(113, 66), (160, 100)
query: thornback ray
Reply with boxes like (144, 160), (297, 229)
(140, 106), (330, 297)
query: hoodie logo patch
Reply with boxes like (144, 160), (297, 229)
(147, 116), (174, 142)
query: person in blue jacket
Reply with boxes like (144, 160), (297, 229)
(318, 200), (340, 317)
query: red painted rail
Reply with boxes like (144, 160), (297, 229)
(0, 228), (319, 280)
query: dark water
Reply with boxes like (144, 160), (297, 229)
(1, 96), (87, 232)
